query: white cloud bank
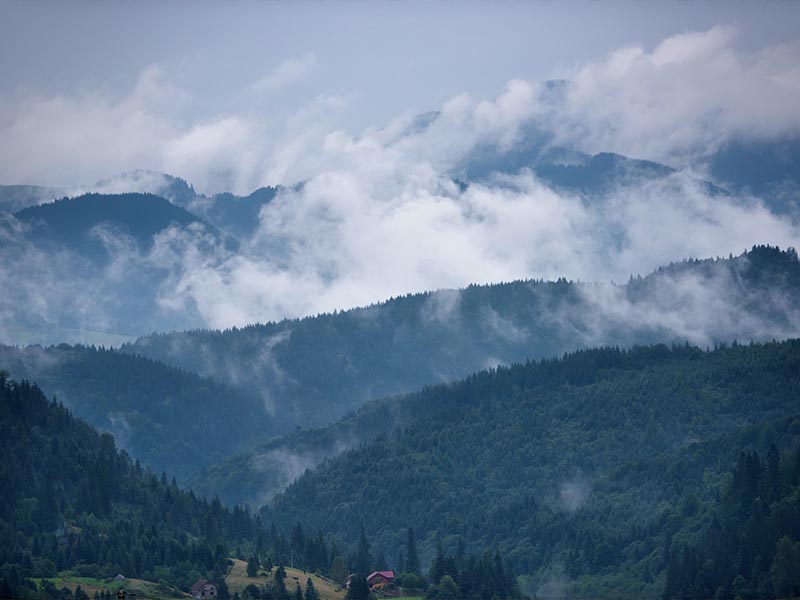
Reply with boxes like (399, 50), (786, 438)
(252, 53), (319, 95)
(1, 28), (800, 337)
(2, 28), (799, 191)
(547, 26), (800, 161)
(154, 170), (799, 330)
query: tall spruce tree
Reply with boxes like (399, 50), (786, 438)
(346, 574), (370, 600)
(375, 548), (388, 571)
(355, 526), (371, 575)
(274, 565), (289, 600)
(305, 578), (319, 600)
(406, 528), (420, 575)
(330, 556), (349, 585)
(247, 555), (260, 577)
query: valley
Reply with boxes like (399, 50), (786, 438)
(3, 11), (800, 598)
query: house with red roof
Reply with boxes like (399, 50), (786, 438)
(191, 579), (217, 599)
(367, 571), (395, 590)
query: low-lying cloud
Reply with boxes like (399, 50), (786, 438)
(1, 28), (799, 342)
(547, 27), (800, 162)
(151, 168), (798, 331)
(2, 163), (798, 344)
(253, 53), (320, 96)
(2, 27), (799, 191)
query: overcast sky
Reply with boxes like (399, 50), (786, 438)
(2, 0), (800, 190)
(2, 0), (800, 336)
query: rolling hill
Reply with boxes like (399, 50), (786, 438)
(0, 373), (260, 599)
(14, 192), (231, 261)
(132, 246), (800, 497)
(0, 192), (236, 344)
(265, 340), (800, 599)
(0, 344), (284, 479)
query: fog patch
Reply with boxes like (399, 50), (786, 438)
(421, 289), (463, 326)
(521, 566), (574, 600)
(559, 477), (592, 512)
(481, 356), (504, 371)
(481, 306), (528, 343)
(250, 436), (358, 504)
(106, 411), (133, 450)
(574, 255), (800, 349)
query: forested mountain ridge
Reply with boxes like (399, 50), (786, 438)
(0, 171), (282, 240)
(0, 185), (285, 346)
(177, 186), (282, 238)
(14, 192), (231, 260)
(137, 246), (800, 501)
(1, 192), (240, 344)
(264, 340), (800, 599)
(0, 344), (284, 480)
(0, 373), (259, 598)
(0, 372), (518, 600)
(2, 246), (794, 509)
(2, 131), (797, 349)
(0, 185), (67, 213)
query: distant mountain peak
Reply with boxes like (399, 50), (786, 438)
(86, 170), (197, 204)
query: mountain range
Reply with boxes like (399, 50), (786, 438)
(1, 245), (798, 508)
(2, 129), (800, 600)
(267, 339), (800, 599)
(1, 133), (798, 347)
(133, 246), (800, 504)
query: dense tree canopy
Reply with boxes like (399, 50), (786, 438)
(267, 340), (800, 599)
(0, 344), (283, 479)
(182, 246), (800, 506)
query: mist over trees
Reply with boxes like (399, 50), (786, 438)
(265, 340), (800, 599)
(2, 10), (800, 600)
(0, 344), (283, 480)
(0, 371), (520, 600)
(177, 246), (800, 507)
(0, 373), (256, 596)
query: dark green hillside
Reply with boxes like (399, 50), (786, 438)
(161, 247), (800, 505)
(15, 193), (217, 256)
(662, 440), (800, 600)
(0, 344), (283, 479)
(188, 390), (419, 506)
(0, 374), (259, 598)
(188, 186), (281, 238)
(0, 373), (517, 600)
(709, 137), (800, 213)
(129, 247), (800, 435)
(128, 275), (588, 428)
(266, 341), (800, 599)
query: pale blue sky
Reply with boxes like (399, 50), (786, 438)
(3, 0), (799, 131)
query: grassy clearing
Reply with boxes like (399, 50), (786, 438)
(226, 559), (345, 600)
(31, 575), (187, 599)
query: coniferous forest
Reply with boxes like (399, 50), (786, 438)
(4, 336), (800, 599)
(3, 6), (800, 599)
(266, 340), (800, 599)
(0, 372), (518, 600)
